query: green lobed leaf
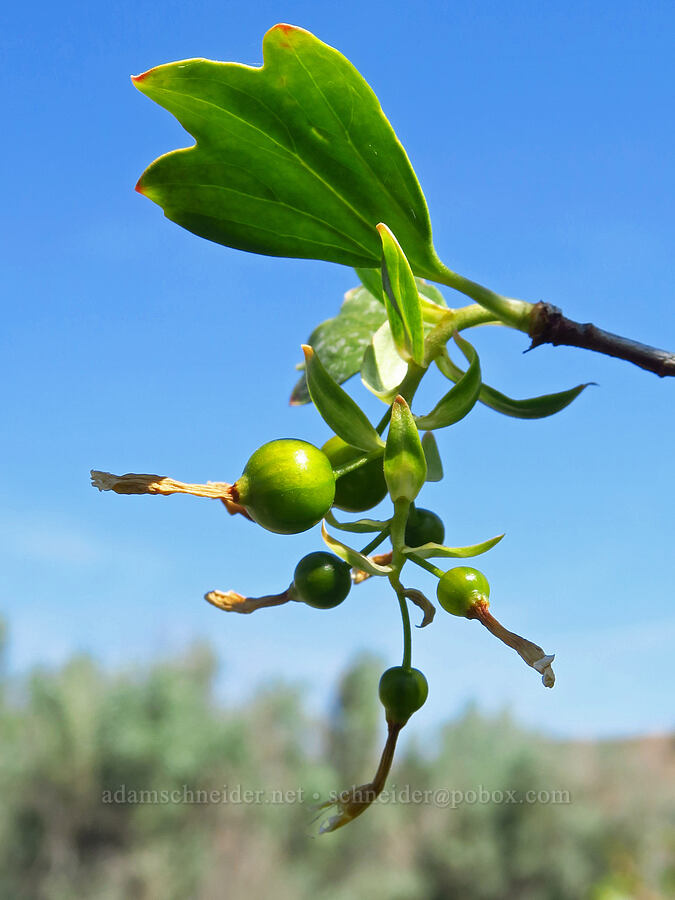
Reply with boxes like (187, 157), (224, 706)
(361, 321), (409, 403)
(133, 24), (443, 277)
(436, 354), (593, 419)
(321, 522), (392, 575)
(415, 333), (482, 430)
(404, 533), (505, 558)
(384, 396), (427, 502)
(421, 432), (443, 482)
(303, 346), (384, 452)
(378, 224), (425, 365)
(290, 286), (386, 405)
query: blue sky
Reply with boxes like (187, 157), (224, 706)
(2, 0), (674, 738)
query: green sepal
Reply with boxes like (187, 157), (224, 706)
(321, 522), (392, 575)
(133, 25), (443, 277)
(302, 345), (384, 452)
(436, 353), (593, 419)
(324, 510), (390, 533)
(384, 395), (427, 502)
(377, 224), (425, 365)
(404, 533), (504, 559)
(415, 333), (481, 430)
(421, 432), (443, 482)
(361, 321), (409, 403)
(290, 286), (386, 405)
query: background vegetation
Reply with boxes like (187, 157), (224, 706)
(1, 621), (672, 900)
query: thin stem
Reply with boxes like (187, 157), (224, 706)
(360, 528), (390, 556)
(332, 448), (383, 479)
(375, 363), (426, 436)
(423, 305), (500, 366)
(407, 553), (444, 578)
(396, 585), (412, 669)
(389, 498), (413, 669)
(376, 407), (392, 435)
(434, 264), (533, 331)
(389, 498), (409, 556)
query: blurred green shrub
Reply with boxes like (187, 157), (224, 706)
(0, 625), (672, 900)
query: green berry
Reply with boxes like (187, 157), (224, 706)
(234, 439), (335, 534)
(293, 551), (352, 609)
(378, 666), (428, 725)
(436, 566), (490, 617)
(404, 506), (445, 547)
(322, 436), (387, 512)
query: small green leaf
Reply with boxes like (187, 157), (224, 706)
(290, 286), (386, 405)
(415, 334), (482, 430)
(361, 321), (409, 402)
(404, 534), (504, 558)
(321, 522), (392, 575)
(378, 224), (425, 365)
(133, 25), (443, 277)
(384, 396), (427, 502)
(303, 346), (383, 452)
(436, 354), (593, 419)
(421, 432), (443, 482)
(324, 510), (390, 533)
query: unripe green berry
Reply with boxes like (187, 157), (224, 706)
(293, 551), (352, 609)
(378, 666), (428, 725)
(404, 506), (445, 547)
(234, 439), (335, 535)
(436, 566), (490, 617)
(322, 436), (387, 512)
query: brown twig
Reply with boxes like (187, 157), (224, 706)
(527, 303), (675, 377)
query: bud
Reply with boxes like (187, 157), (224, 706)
(384, 396), (427, 502)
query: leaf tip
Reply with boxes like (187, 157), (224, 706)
(130, 68), (153, 87)
(134, 177), (146, 196)
(273, 22), (299, 34)
(301, 344), (314, 362)
(269, 22), (304, 48)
